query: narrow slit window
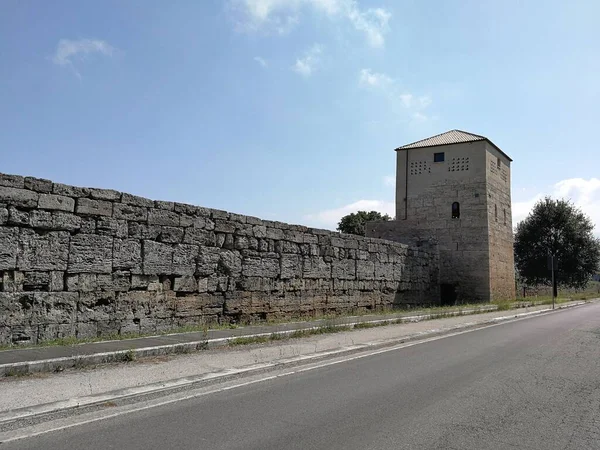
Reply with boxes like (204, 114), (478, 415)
(452, 202), (460, 219)
(434, 152), (445, 163)
(503, 208), (507, 225)
(495, 204), (498, 221)
(497, 157), (501, 169)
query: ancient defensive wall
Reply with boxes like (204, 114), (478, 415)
(0, 173), (439, 345)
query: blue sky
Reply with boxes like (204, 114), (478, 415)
(1, 0), (599, 231)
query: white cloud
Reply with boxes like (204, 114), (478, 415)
(51, 39), (114, 72)
(359, 69), (433, 123)
(254, 56), (268, 67)
(383, 175), (395, 187)
(304, 199), (395, 230)
(345, 6), (390, 48)
(293, 44), (322, 76)
(512, 194), (543, 226)
(417, 95), (432, 108)
(399, 93), (413, 108)
(230, 0), (391, 47)
(411, 112), (428, 122)
(513, 178), (600, 235)
(359, 68), (393, 89)
(399, 94), (431, 109)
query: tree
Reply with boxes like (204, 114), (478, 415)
(514, 197), (600, 289)
(337, 210), (391, 236)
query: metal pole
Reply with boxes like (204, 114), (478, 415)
(551, 254), (555, 310)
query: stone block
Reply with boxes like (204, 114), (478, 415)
(23, 271), (50, 290)
(0, 173), (25, 188)
(266, 227), (284, 240)
(234, 223), (254, 237)
(80, 217), (96, 233)
(158, 226), (184, 243)
(210, 209), (229, 220)
(111, 271), (131, 292)
(53, 212), (82, 231)
(275, 240), (299, 254)
(121, 192), (155, 208)
(281, 254), (302, 279)
(332, 259), (356, 280)
(302, 256), (331, 279)
(38, 194), (75, 212)
(89, 188), (121, 201)
(76, 198), (113, 217)
(154, 200), (174, 211)
(252, 225), (267, 239)
(283, 230), (304, 244)
(183, 227), (216, 246)
(53, 183), (89, 198)
(49, 271), (65, 291)
(113, 239), (142, 272)
(30, 210), (53, 229)
(113, 203), (148, 221)
(173, 275), (197, 292)
(374, 262), (395, 280)
(356, 260), (375, 280)
(24, 176), (53, 193)
(2, 271), (24, 292)
(0, 293), (32, 326)
(173, 203), (210, 216)
(130, 274), (159, 290)
(218, 250), (242, 276)
(214, 219), (236, 234)
(143, 240), (173, 275)
(68, 234), (113, 273)
(242, 256), (280, 278)
(19, 229), (69, 271)
(0, 207), (7, 225)
(173, 244), (198, 275)
(196, 247), (220, 276)
(8, 206), (29, 226)
(148, 208), (179, 226)
(96, 217), (128, 238)
(0, 186), (38, 208)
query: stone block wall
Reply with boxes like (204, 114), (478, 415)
(0, 173), (439, 345)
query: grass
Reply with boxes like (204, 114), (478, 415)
(229, 335), (271, 346)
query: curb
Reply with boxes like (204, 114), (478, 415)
(0, 306), (499, 378)
(0, 300), (590, 428)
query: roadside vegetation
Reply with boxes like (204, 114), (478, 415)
(1, 292), (596, 351)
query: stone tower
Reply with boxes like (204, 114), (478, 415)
(367, 130), (515, 304)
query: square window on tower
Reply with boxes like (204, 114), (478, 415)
(434, 152), (445, 162)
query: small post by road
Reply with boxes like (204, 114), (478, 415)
(551, 255), (555, 310)
(547, 254), (558, 310)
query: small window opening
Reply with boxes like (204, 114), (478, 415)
(497, 157), (501, 169)
(451, 202), (460, 219)
(495, 204), (498, 221)
(434, 152), (445, 163)
(503, 209), (507, 225)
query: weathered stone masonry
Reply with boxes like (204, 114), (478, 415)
(0, 173), (439, 345)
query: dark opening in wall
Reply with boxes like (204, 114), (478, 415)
(440, 284), (457, 306)
(504, 209), (507, 225)
(434, 152), (445, 162)
(451, 202), (460, 219)
(495, 204), (498, 221)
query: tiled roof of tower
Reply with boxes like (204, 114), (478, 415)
(397, 130), (486, 149)
(395, 129), (512, 161)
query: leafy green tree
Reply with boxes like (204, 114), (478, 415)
(514, 197), (600, 289)
(337, 210), (391, 236)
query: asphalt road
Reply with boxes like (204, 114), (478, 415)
(5, 303), (600, 450)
